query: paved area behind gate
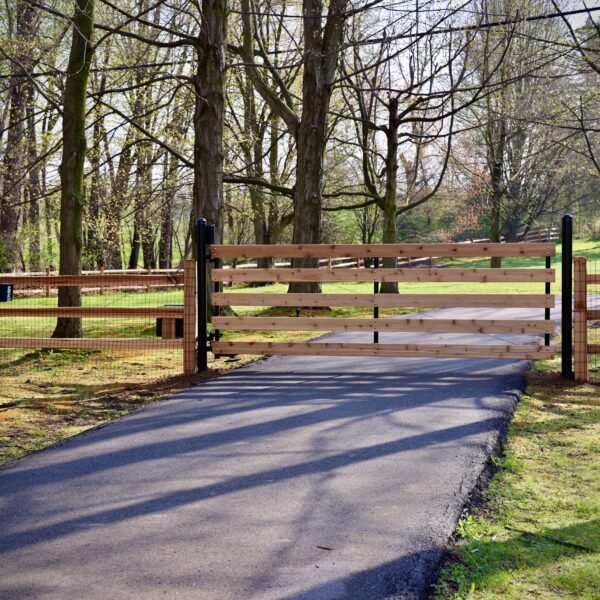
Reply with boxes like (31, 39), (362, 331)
(0, 306), (557, 600)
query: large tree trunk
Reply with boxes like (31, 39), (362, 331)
(289, 0), (348, 294)
(192, 0), (227, 243)
(191, 0), (227, 321)
(53, 0), (94, 338)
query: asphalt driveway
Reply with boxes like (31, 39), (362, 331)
(0, 306), (556, 599)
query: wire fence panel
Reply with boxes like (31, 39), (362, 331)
(0, 266), (195, 399)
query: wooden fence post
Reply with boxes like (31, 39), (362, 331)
(183, 259), (197, 375)
(574, 256), (588, 383)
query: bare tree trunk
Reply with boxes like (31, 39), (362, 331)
(104, 126), (134, 269)
(53, 0), (94, 338)
(128, 224), (141, 269)
(40, 102), (59, 269)
(289, 0), (348, 293)
(25, 95), (41, 272)
(137, 142), (156, 269)
(85, 105), (104, 269)
(158, 200), (173, 268)
(488, 148), (505, 269)
(158, 153), (176, 268)
(0, 1), (37, 271)
(489, 210), (502, 266)
(192, 0), (227, 243)
(505, 215), (520, 243)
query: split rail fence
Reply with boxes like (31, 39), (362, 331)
(201, 233), (556, 365)
(574, 256), (600, 382)
(0, 261), (197, 374)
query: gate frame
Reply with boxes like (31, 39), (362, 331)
(561, 214), (573, 379)
(196, 218), (563, 371)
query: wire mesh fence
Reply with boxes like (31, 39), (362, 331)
(0, 269), (192, 400)
(588, 260), (599, 384)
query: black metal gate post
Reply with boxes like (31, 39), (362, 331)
(196, 218), (209, 372)
(545, 255), (551, 346)
(373, 257), (380, 344)
(561, 214), (573, 379)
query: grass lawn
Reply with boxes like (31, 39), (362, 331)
(434, 355), (600, 599)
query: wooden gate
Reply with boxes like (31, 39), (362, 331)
(202, 240), (556, 363)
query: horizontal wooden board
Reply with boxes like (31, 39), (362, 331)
(212, 316), (555, 334)
(0, 274), (184, 286)
(212, 292), (555, 309)
(212, 341), (555, 360)
(10, 268), (183, 277)
(210, 242), (555, 259)
(0, 338), (183, 350)
(587, 274), (600, 284)
(588, 344), (600, 354)
(212, 267), (554, 284)
(0, 307), (184, 318)
(588, 310), (600, 320)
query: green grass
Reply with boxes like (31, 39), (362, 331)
(439, 239), (600, 294)
(434, 356), (600, 600)
(0, 289), (185, 339)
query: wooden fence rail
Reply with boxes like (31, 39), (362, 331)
(213, 267), (554, 284)
(208, 242), (556, 362)
(0, 274), (184, 287)
(210, 242), (555, 260)
(213, 292), (554, 309)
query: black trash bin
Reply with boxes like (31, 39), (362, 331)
(0, 283), (13, 302)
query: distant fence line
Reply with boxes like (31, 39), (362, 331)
(2, 227), (560, 284)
